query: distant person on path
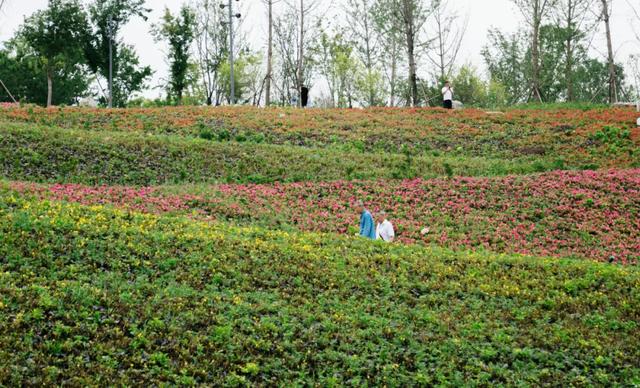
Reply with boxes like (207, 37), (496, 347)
(376, 211), (395, 242)
(301, 86), (309, 107)
(442, 81), (454, 109)
(358, 200), (376, 239)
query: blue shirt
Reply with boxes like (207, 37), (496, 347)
(359, 210), (376, 239)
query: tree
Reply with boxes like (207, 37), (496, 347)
(426, 0), (468, 82)
(152, 5), (196, 105)
(107, 44), (152, 106)
(535, 24), (569, 101)
(85, 0), (152, 107)
(315, 30), (361, 107)
(599, 0), (617, 103)
(512, 0), (557, 102)
(630, 0), (640, 43)
(19, 0), (90, 107)
(272, 3), (318, 105)
(345, 0), (383, 106)
(262, 0), (281, 106)
(372, 0), (405, 106)
(193, 0), (230, 106)
(397, 0), (430, 106)
(289, 0), (322, 107)
(482, 28), (530, 104)
(553, 0), (594, 101)
(574, 58), (625, 102)
(451, 65), (487, 106)
(219, 50), (262, 105)
(0, 40), (89, 105)
(273, 10), (297, 104)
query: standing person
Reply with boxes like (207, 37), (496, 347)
(442, 81), (454, 109)
(376, 211), (395, 242)
(301, 86), (309, 107)
(357, 200), (376, 239)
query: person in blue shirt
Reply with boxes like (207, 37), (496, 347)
(358, 200), (376, 239)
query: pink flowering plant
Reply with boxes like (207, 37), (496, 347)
(8, 168), (639, 264)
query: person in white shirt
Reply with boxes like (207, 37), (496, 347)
(442, 81), (453, 109)
(376, 211), (395, 242)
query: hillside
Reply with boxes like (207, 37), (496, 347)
(0, 105), (639, 385)
(1, 193), (638, 385)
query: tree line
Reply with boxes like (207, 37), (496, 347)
(0, 0), (638, 108)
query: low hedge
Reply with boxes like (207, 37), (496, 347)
(0, 193), (638, 385)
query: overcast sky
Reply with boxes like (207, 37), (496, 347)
(1, 0), (639, 99)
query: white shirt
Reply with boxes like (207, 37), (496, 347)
(376, 219), (395, 242)
(442, 86), (453, 101)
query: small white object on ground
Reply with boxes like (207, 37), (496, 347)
(453, 100), (464, 109)
(420, 227), (430, 235)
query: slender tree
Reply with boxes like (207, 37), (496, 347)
(482, 28), (530, 104)
(554, 0), (594, 101)
(426, 0), (468, 82)
(599, 0), (617, 103)
(345, 0), (381, 106)
(372, 0), (404, 106)
(152, 5), (196, 105)
(278, 0), (320, 106)
(193, 0), (228, 105)
(262, 0), (281, 106)
(512, 0), (557, 102)
(630, 0), (640, 43)
(389, 0), (430, 106)
(19, 0), (89, 107)
(85, 0), (152, 107)
(1, 35), (90, 105)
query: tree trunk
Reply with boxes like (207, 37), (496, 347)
(46, 67), (53, 108)
(601, 0), (617, 103)
(265, 0), (273, 106)
(531, 0), (543, 102)
(390, 38), (397, 107)
(564, 0), (574, 101)
(565, 38), (574, 101)
(403, 0), (418, 107)
(363, 14), (374, 106)
(297, 0), (304, 107)
(437, 16), (445, 81)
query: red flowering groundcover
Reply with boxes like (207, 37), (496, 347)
(8, 168), (639, 264)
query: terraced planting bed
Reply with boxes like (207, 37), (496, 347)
(0, 105), (638, 385)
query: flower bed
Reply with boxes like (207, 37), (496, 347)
(1, 105), (638, 168)
(8, 169), (639, 263)
(0, 194), (638, 385)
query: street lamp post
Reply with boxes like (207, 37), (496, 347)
(221, 0), (241, 105)
(228, 0), (235, 105)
